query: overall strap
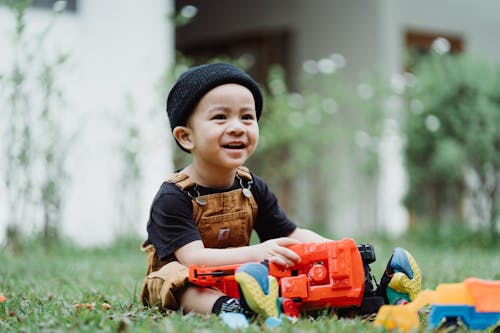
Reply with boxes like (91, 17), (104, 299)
(236, 166), (252, 181)
(168, 172), (196, 191)
(168, 166), (253, 191)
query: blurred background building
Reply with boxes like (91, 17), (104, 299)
(1, 0), (499, 245)
(0, 0), (173, 245)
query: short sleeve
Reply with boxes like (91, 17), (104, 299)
(146, 182), (201, 261)
(251, 174), (297, 241)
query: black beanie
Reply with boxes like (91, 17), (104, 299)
(166, 63), (263, 133)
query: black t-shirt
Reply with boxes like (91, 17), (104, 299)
(146, 173), (297, 261)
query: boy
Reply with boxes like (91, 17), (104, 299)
(140, 63), (421, 323)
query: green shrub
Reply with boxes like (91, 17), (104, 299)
(403, 53), (500, 238)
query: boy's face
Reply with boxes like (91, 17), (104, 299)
(174, 83), (259, 171)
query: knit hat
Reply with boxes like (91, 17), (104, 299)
(166, 63), (263, 133)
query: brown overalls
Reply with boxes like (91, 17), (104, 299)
(139, 167), (258, 311)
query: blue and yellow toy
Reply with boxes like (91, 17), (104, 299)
(374, 277), (500, 331)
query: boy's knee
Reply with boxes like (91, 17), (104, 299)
(140, 261), (189, 311)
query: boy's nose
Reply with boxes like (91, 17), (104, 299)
(227, 120), (245, 135)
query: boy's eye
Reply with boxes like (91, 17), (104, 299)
(211, 114), (226, 120)
(242, 114), (255, 120)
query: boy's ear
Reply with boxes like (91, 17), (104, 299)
(172, 126), (194, 151)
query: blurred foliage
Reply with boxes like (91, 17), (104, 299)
(403, 52), (500, 238)
(247, 65), (342, 213)
(113, 94), (144, 237)
(0, 0), (72, 251)
(252, 63), (388, 228)
(1, 0), (33, 253)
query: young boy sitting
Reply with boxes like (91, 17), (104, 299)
(139, 63), (421, 325)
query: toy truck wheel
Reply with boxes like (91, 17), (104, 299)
(434, 316), (461, 331)
(359, 296), (384, 314)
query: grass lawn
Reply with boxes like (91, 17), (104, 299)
(1, 236), (499, 332)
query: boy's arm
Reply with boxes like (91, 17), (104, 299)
(175, 237), (302, 267)
(288, 227), (331, 243)
(176, 228), (330, 267)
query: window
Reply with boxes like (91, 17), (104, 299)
(404, 30), (464, 71)
(406, 30), (463, 55)
(31, 0), (77, 12)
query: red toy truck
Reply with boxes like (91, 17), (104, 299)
(188, 238), (383, 315)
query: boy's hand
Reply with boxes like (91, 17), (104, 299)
(256, 238), (302, 267)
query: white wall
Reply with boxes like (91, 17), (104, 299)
(0, 0), (174, 246)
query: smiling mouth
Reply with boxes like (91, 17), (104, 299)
(223, 143), (246, 149)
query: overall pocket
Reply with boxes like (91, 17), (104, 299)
(198, 211), (250, 248)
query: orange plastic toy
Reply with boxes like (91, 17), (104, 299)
(374, 278), (500, 332)
(189, 238), (366, 313)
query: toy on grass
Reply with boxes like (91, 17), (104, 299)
(189, 238), (384, 317)
(374, 277), (500, 332)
